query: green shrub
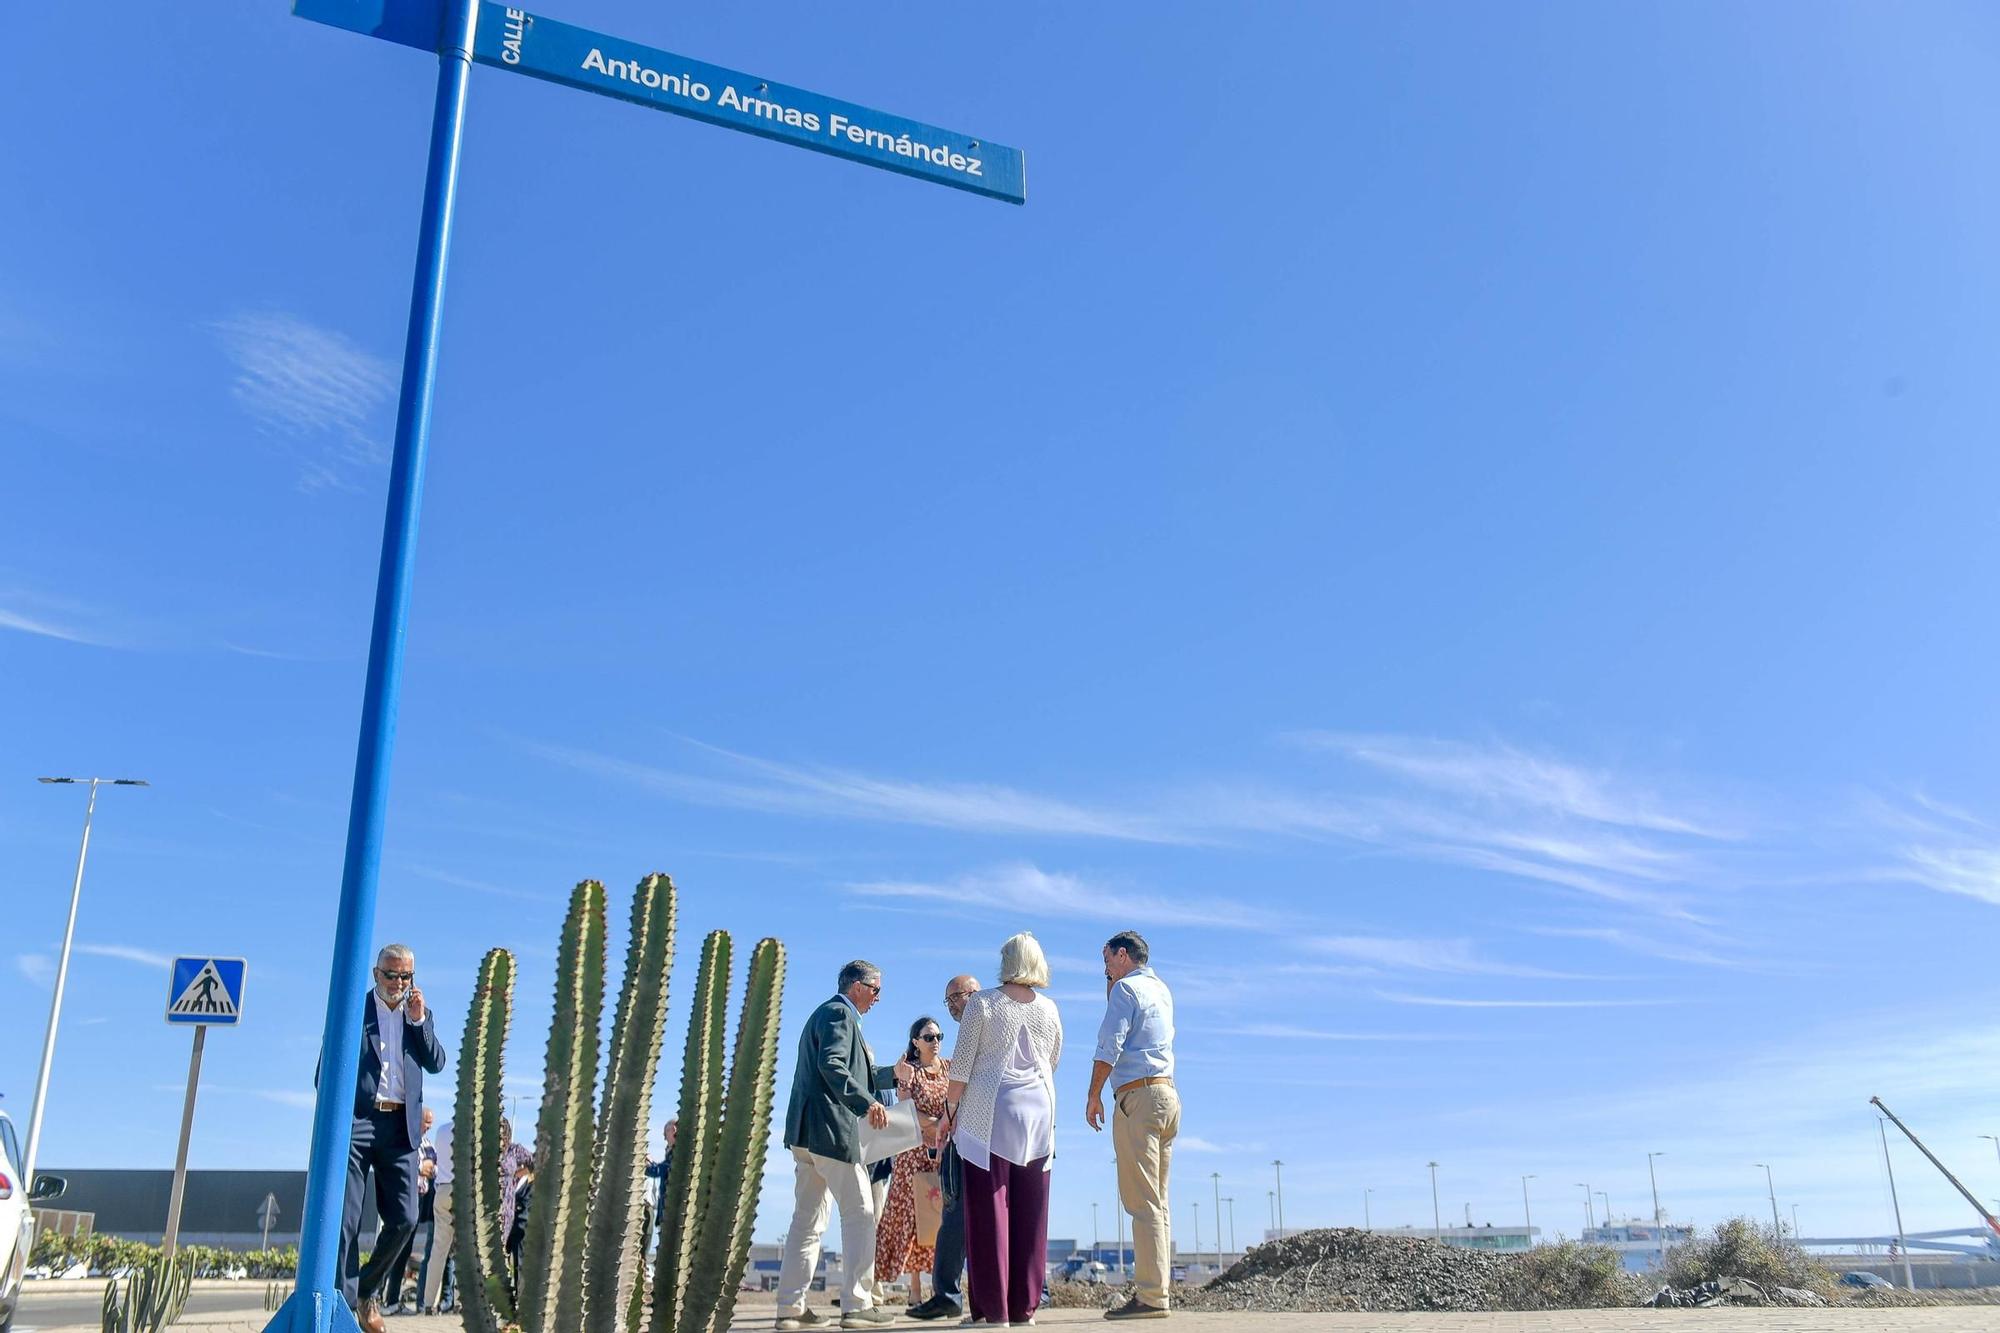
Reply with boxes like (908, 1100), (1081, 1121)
(1662, 1217), (1837, 1300)
(1498, 1241), (1646, 1309)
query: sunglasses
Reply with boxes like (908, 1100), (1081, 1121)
(918, 1033), (942, 1043)
(379, 969), (414, 982)
(860, 981), (881, 995)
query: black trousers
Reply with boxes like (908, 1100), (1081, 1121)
(340, 1107), (420, 1307)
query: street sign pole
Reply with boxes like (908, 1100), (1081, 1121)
(274, 4), (479, 1332)
(161, 1025), (208, 1261)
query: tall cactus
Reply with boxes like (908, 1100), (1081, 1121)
(687, 938), (787, 1333)
(582, 873), (678, 1333)
(520, 881), (608, 1333)
(453, 874), (783, 1333)
(649, 932), (732, 1333)
(455, 947), (517, 1333)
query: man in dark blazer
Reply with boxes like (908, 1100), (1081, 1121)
(774, 961), (897, 1331)
(339, 943), (447, 1328)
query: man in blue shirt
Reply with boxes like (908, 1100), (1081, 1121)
(1086, 930), (1177, 1321)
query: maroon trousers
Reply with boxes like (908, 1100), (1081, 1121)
(961, 1154), (1050, 1326)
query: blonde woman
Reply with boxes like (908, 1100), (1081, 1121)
(945, 933), (1063, 1328)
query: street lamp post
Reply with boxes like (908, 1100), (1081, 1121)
(1364, 1186), (1373, 1231)
(1521, 1174), (1536, 1243)
(23, 776), (148, 1187)
(1597, 1191), (1610, 1227)
(1267, 1190), (1276, 1237)
(1093, 1201), (1099, 1264)
(1223, 1197), (1236, 1255)
(1577, 1183), (1594, 1232)
(1878, 1117), (1916, 1290)
(1192, 1200), (1200, 1280)
(1212, 1172), (1223, 1274)
(1981, 1135), (2000, 1174)
(1272, 1161), (1285, 1239)
(1647, 1152), (1667, 1264)
(1755, 1163), (1781, 1238)
(1791, 1204), (1801, 1242)
(1427, 1161), (1441, 1241)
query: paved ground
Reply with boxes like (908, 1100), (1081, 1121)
(22, 1284), (2000, 1333)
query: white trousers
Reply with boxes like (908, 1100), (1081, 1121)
(776, 1146), (878, 1313)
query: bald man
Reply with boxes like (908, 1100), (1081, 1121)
(907, 974), (981, 1322)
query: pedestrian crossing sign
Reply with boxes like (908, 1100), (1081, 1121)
(166, 956), (248, 1025)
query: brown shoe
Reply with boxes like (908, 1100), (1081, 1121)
(356, 1299), (387, 1333)
(1103, 1297), (1168, 1320)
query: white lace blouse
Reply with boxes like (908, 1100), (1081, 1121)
(949, 988), (1063, 1172)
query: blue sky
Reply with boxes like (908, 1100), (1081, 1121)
(7, 0), (2000, 1254)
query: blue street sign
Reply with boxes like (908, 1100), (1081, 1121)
(294, 0), (1027, 204)
(166, 957), (248, 1026)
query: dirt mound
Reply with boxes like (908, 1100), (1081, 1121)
(1183, 1228), (1514, 1313)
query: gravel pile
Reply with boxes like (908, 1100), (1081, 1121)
(1181, 1228), (1514, 1313)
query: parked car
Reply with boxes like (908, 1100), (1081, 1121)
(1, 1109), (68, 1333)
(1840, 1271), (1894, 1290)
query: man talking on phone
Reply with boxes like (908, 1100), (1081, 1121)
(339, 943), (447, 1331)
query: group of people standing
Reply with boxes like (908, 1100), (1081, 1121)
(331, 930), (1180, 1333)
(777, 929), (1179, 1330)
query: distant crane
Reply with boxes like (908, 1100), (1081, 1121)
(1871, 1096), (2000, 1257)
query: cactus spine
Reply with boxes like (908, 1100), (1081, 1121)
(582, 873), (677, 1333)
(455, 947), (517, 1333)
(452, 875), (785, 1333)
(520, 881), (608, 1333)
(687, 937), (788, 1333)
(649, 931), (731, 1333)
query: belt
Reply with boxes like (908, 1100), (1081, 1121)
(1115, 1076), (1173, 1096)
(375, 1098), (406, 1112)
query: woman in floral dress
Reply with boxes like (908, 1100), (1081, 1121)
(875, 1015), (951, 1301)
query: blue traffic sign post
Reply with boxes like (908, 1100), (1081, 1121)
(162, 957), (247, 1260)
(271, 6), (1022, 1333)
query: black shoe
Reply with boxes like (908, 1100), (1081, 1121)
(906, 1296), (959, 1321)
(1103, 1297), (1169, 1320)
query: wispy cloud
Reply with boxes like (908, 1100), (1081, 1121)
(1867, 794), (2000, 908)
(848, 862), (1278, 931)
(1524, 924), (1754, 969)
(211, 311), (396, 491)
(1206, 1023), (1462, 1042)
(0, 585), (137, 650)
(1296, 732), (1721, 837)
(1374, 989), (1682, 1009)
(16, 954), (54, 986)
(410, 867), (564, 904)
(77, 943), (173, 969)
(1308, 935), (1596, 979)
(524, 739), (1195, 843)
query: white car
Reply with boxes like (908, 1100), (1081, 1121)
(1, 1110), (67, 1333)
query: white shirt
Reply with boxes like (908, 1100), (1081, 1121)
(372, 991), (408, 1104)
(949, 989), (1062, 1174)
(432, 1119), (455, 1186)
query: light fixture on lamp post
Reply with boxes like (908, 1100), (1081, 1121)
(23, 776), (149, 1187)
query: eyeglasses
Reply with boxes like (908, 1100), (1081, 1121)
(379, 969), (414, 982)
(944, 990), (976, 1003)
(918, 1033), (942, 1043)
(860, 981), (881, 995)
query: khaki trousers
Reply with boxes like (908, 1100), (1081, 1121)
(420, 1183), (453, 1311)
(776, 1146), (878, 1314)
(1113, 1082), (1180, 1308)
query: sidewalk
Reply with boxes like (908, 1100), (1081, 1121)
(46, 1305), (2000, 1333)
